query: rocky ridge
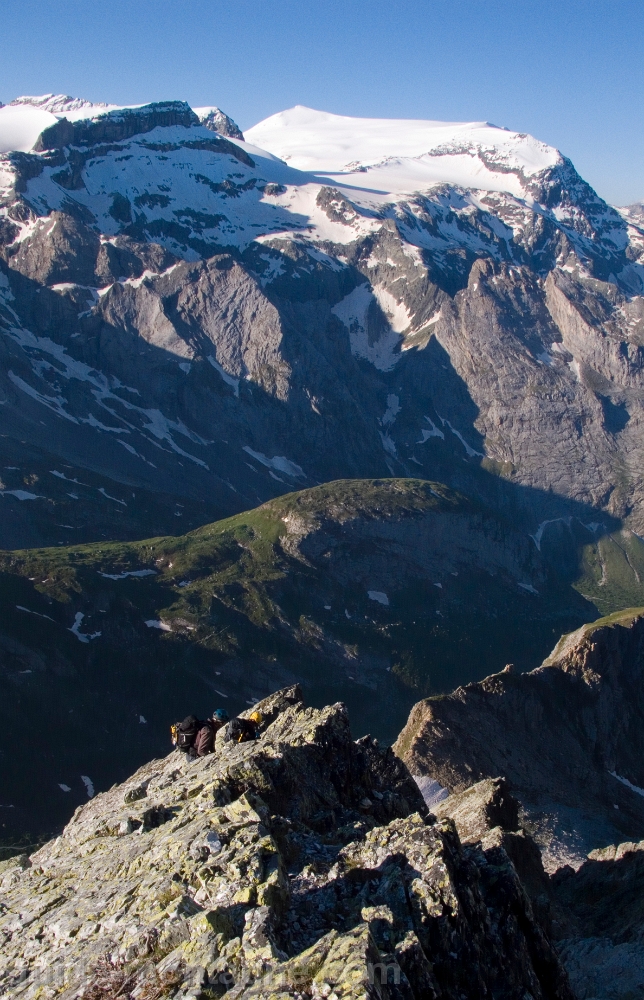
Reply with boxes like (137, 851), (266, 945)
(429, 776), (644, 1000)
(395, 606), (644, 869)
(0, 686), (574, 1000)
(396, 609), (644, 1000)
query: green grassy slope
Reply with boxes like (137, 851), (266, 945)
(0, 477), (638, 840)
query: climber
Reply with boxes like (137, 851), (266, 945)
(223, 710), (263, 743)
(171, 708), (230, 758)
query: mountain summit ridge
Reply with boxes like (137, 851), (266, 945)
(0, 95), (643, 563)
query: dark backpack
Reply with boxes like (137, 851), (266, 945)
(224, 717), (259, 744)
(172, 715), (204, 752)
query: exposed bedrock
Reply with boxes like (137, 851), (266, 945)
(0, 687), (574, 1000)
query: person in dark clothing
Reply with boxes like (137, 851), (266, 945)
(193, 708), (229, 757)
(223, 710), (263, 744)
(171, 708), (229, 759)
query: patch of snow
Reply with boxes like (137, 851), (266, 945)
(99, 569), (157, 580)
(50, 470), (86, 484)
(417, 416), (444, 443)
(69, 612), (102, 643)
(139, 715), (147, 724)
(81, 775), (95, 799)
(529, 517), (572, 551)
(368, 590), (389, 606)
(208, 356), (240, 396)
(145, 619), (172, 631)
(331, 284), (403, 372)
(609, 771), (644, 798)
(58, 784), (71, 793)
(438, 415), (484, 457)
(16, 605), (55, 621)
(379, 431), (397, 456)
(98, 487), (126, 505)
(81, 413), (130, 433)
(372, 286), (411, 333)
(518, 582), (539, 595)
(178, 362), (191, 374)
(0, 104), (59, 152)
(381, 393), (400, 426)
(242, 446), (304, 478)
(412, 775), (449, 809)
(0, 489), (42, 500)
(257, 252), (286, 285)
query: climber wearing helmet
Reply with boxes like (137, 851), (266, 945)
(224, 710), (264, 743)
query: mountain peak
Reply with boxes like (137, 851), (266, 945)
(9, 93), (108, 115)
(244, 105), (562, 183)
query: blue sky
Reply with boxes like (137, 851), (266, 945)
(1, 0), (642, 205)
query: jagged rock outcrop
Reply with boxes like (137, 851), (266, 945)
(0, 687), (573, 1000)
(432, 777), (644, 999)
(197, 107), (244, 140)
(395, 607), (644, 868)
(554, 839), (644, 1000)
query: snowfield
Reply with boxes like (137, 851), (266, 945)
(244, 105), (562, 193)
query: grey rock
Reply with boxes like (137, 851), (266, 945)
(198, 107), (244, 140)
(33, 101), (200, 151)
(433, 776), (519, 842)
(0, 690), (573, 1000)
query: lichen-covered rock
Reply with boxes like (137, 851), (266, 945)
(433, 776), (519, 843)
(0, 688), (572, 1000)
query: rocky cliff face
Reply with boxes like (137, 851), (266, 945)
(0, 99), (643, 560)
(394, 606), (644, 869)
(0, 686), (574, 1000)
(429, 776), (644, 1000)
(396, 608), (644, 998)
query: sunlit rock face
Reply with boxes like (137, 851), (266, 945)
(0, 686), (574, 1000)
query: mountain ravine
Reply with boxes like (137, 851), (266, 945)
(0, 98), (643, 554)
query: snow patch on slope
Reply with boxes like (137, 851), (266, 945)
(332, 284), (403, 371)
(242, 447), (305, 478)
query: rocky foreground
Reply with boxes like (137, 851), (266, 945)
(0, 686), (573, 1000)
(395, 607), (644, 866)
(396, 609), (644, 999)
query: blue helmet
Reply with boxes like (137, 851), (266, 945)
(213, 708), (229, 722)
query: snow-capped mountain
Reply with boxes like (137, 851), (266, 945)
(0, 96), (643, 553)
(245, 104), (560, 177)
